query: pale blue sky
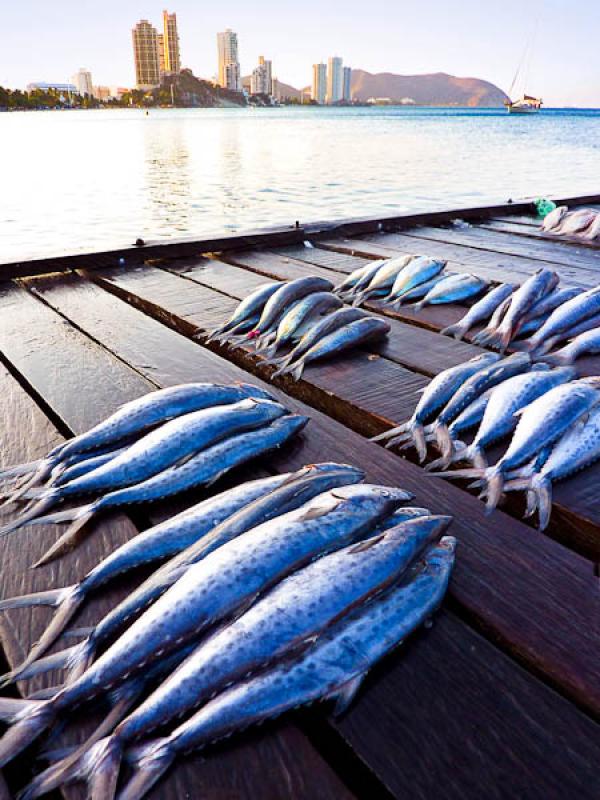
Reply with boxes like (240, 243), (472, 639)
(3, 0), (599, 105)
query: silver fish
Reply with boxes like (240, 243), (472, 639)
(554, 208), (597, 236)
(389, 275), (446, 305)
(107, 537), (456, 800)
(67, 515), (451, 798)
(541, 205), (568, 232)
(277, 317), (390, 382)
(206, 282), (284, 341)
(351, 255), (414, 306)
(257, 292), (342, 358)
(3, 399), (288, 536)
(371, 353), (500, 460)
(441, 283), (515, 340)
(522, 287), (582, 323)
(516, 286), (600, 354)
(482, 269), (559, 352)
(543, 327), (600, 365)
(245, 277), (334, 341)
(435, 377), (600, 510)
(335, 260), (385, 296)
(0, 484), (409, 766)
(413, 273), (487, 311)
(9, 463), (366, 688)
(533, 312), (600, 355)
(270, 308), (366, 373)
(472, 291), (514, 346)
(582, 214), (600, 241)
(387, 257), (447, 305)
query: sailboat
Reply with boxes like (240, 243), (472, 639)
(505, 18), (542, 114)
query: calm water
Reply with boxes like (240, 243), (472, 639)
(1, 106), (599, 263)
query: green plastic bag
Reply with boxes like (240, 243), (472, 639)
(534, 198), (557, 218)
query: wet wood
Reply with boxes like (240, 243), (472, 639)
(482, 219), (600, 250)
(28, 269), (600, 719)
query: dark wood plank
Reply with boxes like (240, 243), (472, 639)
(30, 268), (600, 718)
(0, 285), (353, 800)
(331, 610), (600, 800)
(24, 270), (600, 798)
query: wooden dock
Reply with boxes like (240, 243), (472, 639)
(0, 195), (599, 799)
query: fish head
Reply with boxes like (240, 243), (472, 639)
(267, 414), (309, 438)
(236, 383), (278, 402)
(469, 352), (502, 367)
(298, 462), (366, 481)
(422, 535), (457, 572)
(329, 483), (414, 515)
(371, 514), (453, 553)
(240, 397), (289, 421)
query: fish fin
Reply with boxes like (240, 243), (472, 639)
(413, 424), (428, 463)
(31, 504), (98, 567)
(349, 533), (386, 554)
(484, 470), (504, 513)
(118, 739), (175, 800)
(328, 674), (366, 717)
(433, 424), (452, 464)
(413, 300), (425, 312)
(351, 290), (368, 308)
(0, 585), (75, 611)
(425, 467), (484, 480)
(0, 699), (55, 767)
(523, 489), (538, 518)
(0, 492), (59, 538)
(536, 480), (553, 531)
(440, 323), (465, 340)
(0, 458), (45, 484)
(287, 360), (305, 382)
(471, 448), (488, 471)
(299, 497), (342, 520)
(370, 422), (408, 443)
(26, 685), (65, 701)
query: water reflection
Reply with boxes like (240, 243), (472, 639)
(144, 119), (192, 235)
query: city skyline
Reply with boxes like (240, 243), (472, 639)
(3, 1), (600, 106)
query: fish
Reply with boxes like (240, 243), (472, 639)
(0, 484), (410, 766)
(370, 353), (500, 460)
(351, 255), (414, 306)
(106, 537), (456, 800)
(472, 292), (514, 346)
(1, 399), (289, 537)
(206, 282), (284, 342)
(441, 283), (515, 340)
(514, 405), (600, 529)
(9, 415), (309, 569)
(553, 208), (597, 236)
(269, 308), (366, 372)
(275, 317), (391, 382)
(0, 383), (275, 500)
(48, 515), (451, 799)
(387, 257), (447, 306)
(542, 327), (600, 365)
(433, 377), (600, 511)
(334, 260), (385, 297)
(522, 287), (582, 323)
(257, 292), (342, 358)
(514, 286), (600, 354)
(0, 468), (348, 672)
(388, 275), (446, 305)
(432, 353), (531, 461)
(541, 205), (568, 232)
(481, 269), (559, 352)
(6, 463), (368, 687)
(413, 274), (487, 311)
(582, 214), (600, 241)
(532, 312), (600, 355)
(429, 366), (575, 471)
(245, 277), (334, 341)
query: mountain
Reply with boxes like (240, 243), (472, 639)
(243, 76), (302, 101)
(349, 70), (507, 106)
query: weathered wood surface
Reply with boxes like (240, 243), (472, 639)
(0, 284), (355, 800)
(27, 269), (600, 718)
(483, 218), (600, 250)
(5, 273), (600, 799)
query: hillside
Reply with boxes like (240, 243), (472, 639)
(349, 70), (507, 106)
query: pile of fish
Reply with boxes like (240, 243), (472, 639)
(372, 352), (600, 530)
(207, 276), (390, 380)
(0, 382), (307, 565)
(335, 253), (489, 310)
(442, 269), (600, 364)
(541, 205), (600, 241)
(0, 457), (456, 799)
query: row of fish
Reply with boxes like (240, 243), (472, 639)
(335, 253), (489, 310)
(372, 351), (600, 530)
(0, 382), (307, 565)
(207, 275), (390, 380)
(442, 269), (600, 364)
(541, 206), (600, 240)
(0, 460), (456, 799)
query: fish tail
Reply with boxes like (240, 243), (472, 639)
(30, 503), (99, 567)
(425, 466), (485, 480)
(413, 300), (426, 312)
(351, 290), (368, 308)
(0, 491), (60, 538)
(433, 424), (453, 464)
(118, 739), (175, 800)
(0, 458), (46, 485)
(497, 326), (514, 353)
(536, 480), (553, 531)
(65, 638), (97, 683)
(424, 440), (467, 472)
(2, 644), (81, 684)
(510, 337), (537, 353)
(0, 698), (55, 767)
(412, 423), (428, 462)
(471, 448), (488, 471)
(284, 360), (305, 382)
(440, 322), (466, 340)
(484, 469), (504, 513)
(523, 488), (539, 518)
(259, 340), (280, 360)
(539, 351), (570, 366)
(254, 332), (276, 354)
(370, 421), (409, 444)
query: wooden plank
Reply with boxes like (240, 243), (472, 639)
(30, 268), (600, 717)
(24, 270), (600, 797)
(483, 219), (600, 251)
(0, 285), (353, 800)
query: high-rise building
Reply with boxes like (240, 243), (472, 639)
(343, 66), (352, 102)
(73, 68), (93, 96)
(217, 29), (241, 92)
(157, 34), (166, 75)
(162, 10), (181, 74)
(327, 56), (343, 104)
(251, 55), (272, 95)
(312, 63), (326, 104)
(132, 19), (160, 89)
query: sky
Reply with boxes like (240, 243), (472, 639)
(2, 0), (599, 105)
